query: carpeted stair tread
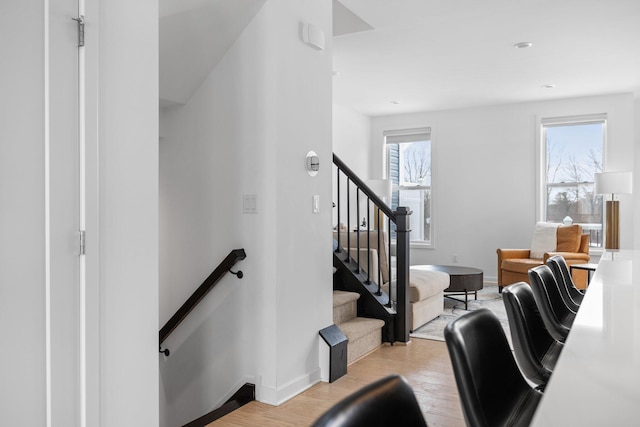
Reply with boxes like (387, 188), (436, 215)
(333, 291), (360, 325)
(333, 292), (385, 364)
(339, 317), (385, 364)
(333, 290), (360, 307)
(338, 317), (385, 341)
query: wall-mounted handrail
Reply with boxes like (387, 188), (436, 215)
(159, 248), (246, 353)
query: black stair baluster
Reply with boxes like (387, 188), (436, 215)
(346, 177), (351, 261)
(366, 196), (371, 284)
(335, 167), (341, 253)
(355, 188), (360, 273)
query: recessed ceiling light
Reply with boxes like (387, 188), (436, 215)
(541, 84), (556, 89)
(514, 42), (533, 49)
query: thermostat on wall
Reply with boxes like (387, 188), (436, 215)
(306, 151), (319, 176)
(302, 23), (325, 51)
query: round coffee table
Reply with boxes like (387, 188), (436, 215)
(412, 265), (484, 310)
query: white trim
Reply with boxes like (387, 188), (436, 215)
(384, 125), (435, 248)
(540, 113), (608, 126)
(383, 127), (431, 145)
(78, 1), (87, 426)
(82, 0), (100, 424)
(535, 115), (544, 221)
(429, 125), (437, 249)
(383, 126), (432, 138)
(537, 113), (607, 251)
(410, 241), (434, 249)
(44, 0), (52, 425)
(537, 113), (607, 222)
(256, 368), (321, 406)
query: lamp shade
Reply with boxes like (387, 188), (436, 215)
(367, 179), (392, 201)
(594, 171), (633, 195)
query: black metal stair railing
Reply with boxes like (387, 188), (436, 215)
(332, 153), (412, 343)
(159, 248), (246, 355)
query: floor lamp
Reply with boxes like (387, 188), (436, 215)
(595, 171), (633, 249)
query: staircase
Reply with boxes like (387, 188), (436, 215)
(332, 153), (413, 344)
(333, 290), (385, 364)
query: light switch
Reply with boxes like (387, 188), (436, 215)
(312, 195), (320, 213)
(243, 194), (258, 214)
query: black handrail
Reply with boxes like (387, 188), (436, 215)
(333, 154), (396, 221)
(159, 248), (246, 353)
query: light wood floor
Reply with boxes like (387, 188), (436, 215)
(210, 338), (464, 427)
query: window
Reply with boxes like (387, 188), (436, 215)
(385, 128), (432, 245)
(540, 115), (605, 247)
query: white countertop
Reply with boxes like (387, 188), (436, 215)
(531, 249), (640, 426)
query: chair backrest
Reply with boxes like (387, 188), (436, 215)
(503, 282), (558, 386)
(577, 233), (590, 254)
(528, 265), (574, 342)
(310, 374), (427, 427)
(555, 224), (583, 252)
(546, 255), (583, 308)
(444, 309), (538, 427)
(530, 223), (586, 259)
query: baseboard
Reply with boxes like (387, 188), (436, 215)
(257, 368), (322, 406)
(209, 375), (256, 411)
(182, 380), (256, 427)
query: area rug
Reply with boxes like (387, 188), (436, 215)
(410, 284), (512, 347)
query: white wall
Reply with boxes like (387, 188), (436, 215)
(635, 98), (640, 249)
(0, 1), (47, 424)
(333, 104), (371, 177)
(368, 94), (635, 281)
(332, 104), (372, 228)
(270, 0), (332, 404)
(159, 1), (332, 425)
(95, 0), (159, 425)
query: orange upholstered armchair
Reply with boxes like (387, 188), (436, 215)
(497, 223), (590, 292)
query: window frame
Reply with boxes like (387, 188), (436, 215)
(383, 127), (435, 248)
(536, 113), (607, 252)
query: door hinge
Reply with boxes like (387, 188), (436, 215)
(79, 230), (86, 255)
(72, 15), (85, 47)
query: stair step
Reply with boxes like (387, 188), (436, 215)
(338, 317), (385, 364)
(333, 291), (360, 325)
(333, 290), (359, 307)
(339, 317), (385, 342)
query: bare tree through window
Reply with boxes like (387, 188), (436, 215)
(388, 138), (432, 243)
(544, 121), (604, 246)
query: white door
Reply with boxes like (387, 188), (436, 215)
(0, 0), (84, 425)
(48, 0), (84, 425)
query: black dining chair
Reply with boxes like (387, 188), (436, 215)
(546, 255), (585, 311)
(528, 265), (577, 343)
(503, 282), (563, 389)
(444, 309), (543, 427)
(310, 374), (428, 427)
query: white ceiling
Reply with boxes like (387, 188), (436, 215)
(333, 0), (640, 117)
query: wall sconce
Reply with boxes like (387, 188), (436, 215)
(306, 151), (319, 176)
(301, 23), (325, 51)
